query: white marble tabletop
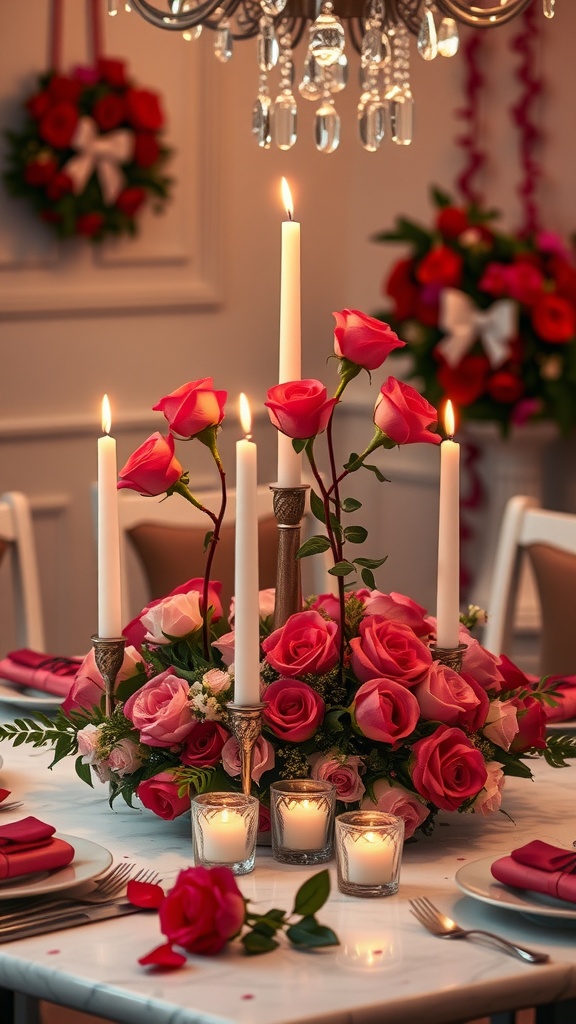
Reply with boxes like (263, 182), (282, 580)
(0, 736), (575, 1024)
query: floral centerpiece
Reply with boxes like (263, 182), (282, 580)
(2, 309), (575, 839)
(373, 188), (576, 436)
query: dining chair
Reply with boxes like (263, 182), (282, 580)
(0, 491), (46, 652)
(482, 494), (576, 677)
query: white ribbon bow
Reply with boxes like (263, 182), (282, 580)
(437, 288), (518, 368)
(64, 117), (135, 207)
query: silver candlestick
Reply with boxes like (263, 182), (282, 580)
(226, 702), (265, 797)
(91, 635), (126, 717)
(430, 643), (467, 673)
(270, 484), (309, 629)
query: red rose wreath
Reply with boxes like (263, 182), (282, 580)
(3, 1), (171, 242)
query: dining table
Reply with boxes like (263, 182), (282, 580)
(0, 715), (575, 1024)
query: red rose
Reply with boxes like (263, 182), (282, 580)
(385, 259), (419, 321)
(363, 591), (430, 636)
(350, 615), (432, 686)
(413, 663), (489, 732)
(24, 154), (58, 187)
(332, 308), (404, 370)
(353, 677), (420, 746)
(158, 866), (245, 955)
(436, 353), (491, 407)
(265, 379), (338, 439)
(532, 294), (576, 343)
(411, 725), (488, 811)
(126, 88), (165, 131)
(262, 609), (339, 677)
(436, 206), (469, 240)
(26, 91), (51, 120)
(136, 771), (191, 820)
(76, 213), (104, 237)
(416, 246), (463, 288)
(39, 102), (79, 149)
(487, 370), (525, 405)
(550, 256), (576, 305)
(133, 132), (160, 168)
(45, 171), (74, 202)
(116, 187), (146, 218)
(48, 75), (83, 103)
(479, 262), (509, 297)
(153, 378), (227, 439)
(509, 695), (547, 753)
(180, 721), (229, 767)
(98, 58), (128, 88)
(118, 431), (183, 496)
(373, 377), (440, 445)
(505, 261), (544, 306)
(93, 93), (127, 131)
(40, 211), (62, 225)
(263, 678), (325, 742)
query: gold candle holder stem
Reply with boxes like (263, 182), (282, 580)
(271, 485), (309, 629)
(91, 635), (126, 717)
(227, 702), (265, 797)
(430, 643), (466, 673)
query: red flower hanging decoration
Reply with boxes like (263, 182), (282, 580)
(3, 58), (172, 242)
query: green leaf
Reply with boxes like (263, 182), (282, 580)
(328, 560), (355, 577)
(286, 916), (340, 949)
(361, 568), (376, 589)
(362, 462), (387, 482)
(293, 869), (331, 916)
(292, 438), (307, 454)
(309, 489), (326, 525)
(296, 535), (332, 559)
(431, 186), (453, 208)
(341, 497), (362, 513)
(241, 931), (280, 955)
(354, 556), (388, 569)
(343, 525), (368, 544)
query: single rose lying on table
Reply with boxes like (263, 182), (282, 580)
(127, 866), (338, 966)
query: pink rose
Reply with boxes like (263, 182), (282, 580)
(153, 378), (227, 439)
(411, 725), (488, 811)
(77, 723), (102, 764)
(124, 671), (194, 747)
(180, 721), (228, 766)
(262, 610), (339, 678)
(202, 668), (232, 695)
(229, 588), (275, 626)
(63, 645), (145, 714)
(333, 309), (405, 370)
(265, 379), (339, 439)
(459, 634), (506, 693)
(505, 262), (544, 306)
(124, 578), (222, 649)
(479, 262), (510, 297)
(413, 663), (489, 731)
(211, 630), (235, 667)
(350, 615), (432, 686)
(374, 378), (441, 446)
(141, 589), (203, 644)
(118, 432), (183, 496)
(222, 734), (275, 784)
(361, 778), (429, 839)
(137, 772), (191, 820)
(263, 679), (325, 742)
(472, 761), (505, 816)
(158, 866), (245, 954)
(482, 699), (519, 750)
(107, 738), (144, 777)
(309, 751), (365, 802)
(353, 677), (420, 746)
(363, 591), (430, 637)
(310, 592), (343, 622)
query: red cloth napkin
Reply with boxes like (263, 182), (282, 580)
(491, 840), (576, 904)
(0, 649), (83, 697)
(0, 816), (74, 880)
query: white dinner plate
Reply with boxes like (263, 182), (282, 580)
(0, 834), (112, 899)
(0, 678), (64, 711)
(456, 855), (576, 923)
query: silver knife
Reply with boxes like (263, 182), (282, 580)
(0, 901), (144, 943)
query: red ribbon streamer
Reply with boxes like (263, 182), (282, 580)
(510, 5), (543, 236)
(454, 31), (486, 207)
(49, 0), (103, 71)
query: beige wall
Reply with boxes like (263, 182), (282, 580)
(1, 2), (575, 655)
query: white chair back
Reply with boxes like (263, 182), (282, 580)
(0, 492), (46, 651)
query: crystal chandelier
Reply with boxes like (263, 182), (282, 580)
(112, 0), (556, 152)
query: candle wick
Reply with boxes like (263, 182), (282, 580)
(287, 211), (293, 222)
(245, 432), (252, 441)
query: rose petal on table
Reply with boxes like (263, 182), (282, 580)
(127, 879), (165, 908)
(139, 943), (186, 969)
(0, 790), (11, 804)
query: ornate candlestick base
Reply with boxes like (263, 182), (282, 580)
(430, 643), (466, 673)
(226, 702), (265, 797)
(271, 484), (309, 629)
(91, 635), (126, 717)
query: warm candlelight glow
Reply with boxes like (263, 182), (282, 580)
(281, 176), (294, 220)
(239, 393), (252, 438)
(101, 394), (112, 435)
(444, 399), (456, 438)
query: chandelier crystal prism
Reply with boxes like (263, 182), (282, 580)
(120, 0), (555, 152)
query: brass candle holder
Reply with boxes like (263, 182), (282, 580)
(270, 484), (309, 629)
(91, 635), (126, 717)
(430, 643), (467, 673)
(226, 702), (265, 797)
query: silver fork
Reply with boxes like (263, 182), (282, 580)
(409, 897), (549, 964)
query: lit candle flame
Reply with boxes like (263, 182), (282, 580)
(444, 399), (456, 438)
(101, 394), (112, 435)
(239, 393), (252, 438)
(281, 177), (294, 221)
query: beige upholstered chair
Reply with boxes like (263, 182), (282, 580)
(483, 495), (576, 676)
(0, 491), (45, 651)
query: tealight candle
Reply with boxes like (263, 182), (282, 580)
(192, 792), (259, 875)
(336, 811), (404, 898)
(201, 808), (248, 864)
(270, 780), (335, 865)
(281, 798), (328, 851)
(347, 831), (395, 885)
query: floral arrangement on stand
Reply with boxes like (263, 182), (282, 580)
(373, 187), (576, 437)
(3, 58), (171, 241)
(2, 309), (575, 840)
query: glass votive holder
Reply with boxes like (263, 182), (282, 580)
(192, 792), (259, 875)
(335, 811), (404, 897)
(270, 779), (336, 865)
